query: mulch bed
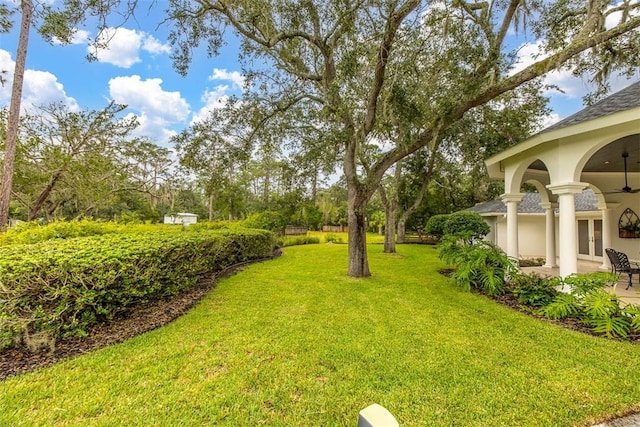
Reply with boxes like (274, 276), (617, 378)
(0, 254), (280, 382)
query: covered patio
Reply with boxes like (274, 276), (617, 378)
(485, 81), (640, 279)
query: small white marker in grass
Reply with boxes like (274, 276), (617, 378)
(358, 403), (399, 427)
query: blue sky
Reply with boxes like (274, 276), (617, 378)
(0, 2), (637, 148)
(0, 3), (247, 146)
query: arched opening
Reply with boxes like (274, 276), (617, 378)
(579, 134), (640, 197)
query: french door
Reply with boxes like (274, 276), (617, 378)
(577, 218), (603, 261)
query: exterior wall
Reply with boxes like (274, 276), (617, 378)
(493, 214), (547, 259)
(484, 217), (498, 246)
(609, 203), (640, 263)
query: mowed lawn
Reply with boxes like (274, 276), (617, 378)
(2, 244), (640, 426)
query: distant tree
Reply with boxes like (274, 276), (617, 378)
(0, 0), (140, 227)
(118, 138), (174, 211)
(172, 105), (250, 221)
(0, 0), (33, 228)
(10, 102), (138, 220)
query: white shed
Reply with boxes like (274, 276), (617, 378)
(163, 212), (198, 225)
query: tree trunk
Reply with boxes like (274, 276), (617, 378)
(208, 192), (214, 221)
(383, 203), (397, 253)
(396, 163), (433, 243)
(397, 220), (406, 243)
(28, 171), (63, 221)
(347, 188), (370, 277)
(311, 171), (317, 201)
(377, 164), (401, 253)
(0, 0), (33, 229)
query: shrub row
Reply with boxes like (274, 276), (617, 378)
(280, 235), (320, 246)
(0, 219), (185, 247)
(0, 228), (274, 350)
(0, 219), (125, 246)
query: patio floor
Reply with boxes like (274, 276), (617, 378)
(521, 260), (640, 306)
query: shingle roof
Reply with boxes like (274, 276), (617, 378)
(541, 80), (640, 134)
(467, 190), (598, 215)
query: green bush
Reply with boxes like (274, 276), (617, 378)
(281, 236), (320, 247)
(240, 211), (287, 232)
(187, 220), (235, 232)
(424, 214), (449, 239)
(538, 293), (581, 320)
(538, 272), (635, 339)
(325, 233), (343, 244)
(518, 257), (545, 267)
(508, 272), (559, 307)
(0, 219), (124, 246)
(438, 237), (517, 296)
(0, 228), (274, 350)
(443, 211), (490, 242)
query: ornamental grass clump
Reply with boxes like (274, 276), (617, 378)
(0, 228), (274, 350)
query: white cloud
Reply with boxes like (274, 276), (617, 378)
(191, 85), (231, 124)
(125, 112), (178, 145)
(53, 29), (90, 45)
(189, 69), (246, 124)
(93, 27), (143, 68)
(142, 35), (171, 55)
(210, 68), (245, 90)
(0, 49), (78, 112)
(539, 112), (561, 129)
(511, 40), (606, 102)
(512, 39), (640, 104)
(92, 27), (170, 68)
(605, 0), (640, 29)
(109, 75), (190, 144)
(510, 41), (584, 97)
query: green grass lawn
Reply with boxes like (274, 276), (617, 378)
(2, 244), (640, 426)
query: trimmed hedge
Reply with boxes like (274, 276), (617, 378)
(0, 228), (274, 350)
(0, 219), (124, 246)
(0, 219), (183, 247)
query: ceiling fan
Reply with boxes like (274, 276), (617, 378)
(604, 152), (640, 194)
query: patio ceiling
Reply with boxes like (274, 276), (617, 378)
(527, 134), (640, 173)
(485, 81), (640, 180)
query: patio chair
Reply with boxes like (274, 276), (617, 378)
(605, 248), (640, 290)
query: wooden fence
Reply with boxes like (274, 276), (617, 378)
(285, 226), (308, 236)
(322, 225), (348, 233)
(400, 233), (438, 244)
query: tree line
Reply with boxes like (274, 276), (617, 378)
(1, 98), (520, 229)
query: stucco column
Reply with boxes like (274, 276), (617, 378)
(547, 183), (587, 278)
(599, 204), (612, 270)
(540, 202), (557, 268)
(501, 193), (523, 259)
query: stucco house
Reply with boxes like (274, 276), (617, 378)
(483, 80), (640, 277)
